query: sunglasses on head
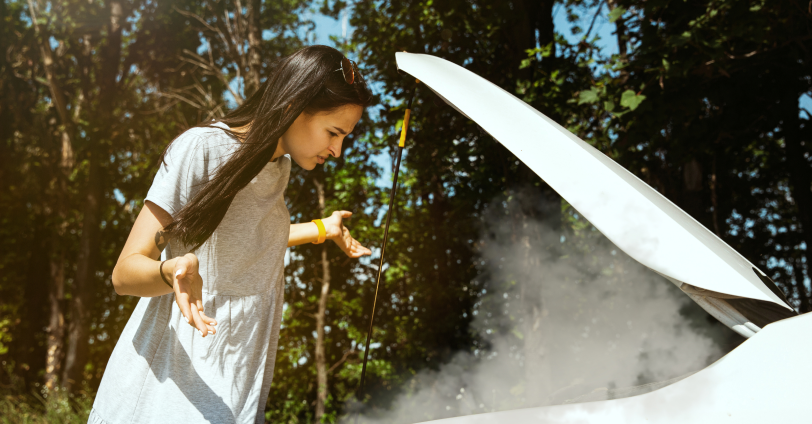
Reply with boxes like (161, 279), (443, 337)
(335, 56), (363, 85)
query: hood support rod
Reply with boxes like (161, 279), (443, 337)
(357, 80), (419, 408)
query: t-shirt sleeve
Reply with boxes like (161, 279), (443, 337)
(145, 129), (218, 217)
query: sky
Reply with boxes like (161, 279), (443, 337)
(308, 8), (350, 45)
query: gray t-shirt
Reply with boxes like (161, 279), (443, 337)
(89, 122), (291, 424)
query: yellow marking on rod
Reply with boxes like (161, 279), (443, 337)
(399, 109), (411, 147)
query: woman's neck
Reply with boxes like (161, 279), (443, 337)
(230, 123), (286, 162)
(271, 140), (286, 162)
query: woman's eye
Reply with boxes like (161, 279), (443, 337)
(328, 131), (338, 137)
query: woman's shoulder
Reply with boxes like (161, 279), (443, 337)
(167, 123), (239, 163)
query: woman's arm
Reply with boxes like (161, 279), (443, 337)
(288, 221), (322, 247)
(288, 210), (372, 258)
(112, 201), (177, 297)
(112, 201), (217, 337)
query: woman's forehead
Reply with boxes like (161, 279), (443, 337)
(312, 104), (363, 129)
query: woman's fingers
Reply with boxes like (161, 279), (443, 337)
(173, 257), (210, 333)
(356, 241), (372, 257)
(195, 298), (217, 334)
(354, 246), (372, 258)
(342, 237), (371, 258)
(173, 269), (193, 324)
(176, 292), (194, 326)
(198, 310), (218, 335)
(189, 303), (210, 337)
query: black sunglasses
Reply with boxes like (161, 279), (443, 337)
(335, 56), (363, 85)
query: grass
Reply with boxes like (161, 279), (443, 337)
(0, 389), (92, 424)
(0, 363), (92, 424)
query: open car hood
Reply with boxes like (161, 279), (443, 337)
(395, 52), (795, 337)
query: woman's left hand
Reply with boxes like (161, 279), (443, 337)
(322, 211), (372, 258)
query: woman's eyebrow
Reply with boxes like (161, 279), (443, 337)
(332, 126), (348, 135)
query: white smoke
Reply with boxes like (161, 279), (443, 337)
(347, 201), (736, 424)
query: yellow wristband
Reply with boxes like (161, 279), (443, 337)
(312, 219), (326, 244)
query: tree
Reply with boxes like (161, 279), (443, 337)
(601, 0), (812, 310)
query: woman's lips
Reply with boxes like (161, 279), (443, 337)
(316, 155), (325, 164)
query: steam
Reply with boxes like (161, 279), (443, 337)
(348, 201), (734, 424)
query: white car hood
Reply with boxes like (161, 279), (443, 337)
(394, 52), (794, 335)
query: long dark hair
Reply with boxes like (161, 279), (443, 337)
(163, 45), (373, 251)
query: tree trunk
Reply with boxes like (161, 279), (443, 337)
(45, 249), (66, 390)
(246, 0), (262, 95)
(313, 178), (330, 423)
(680, 158), (707, 224)
(607, 0), (628, 85)
(26, 0), (74, 390)
(62, 0), (122, 391)
(607, 0), (627, 60)
(25, 0), (72, 139)
(62, 152), (102, 390)
(46, 171), (72, 390)
(25, 0), (74, 166)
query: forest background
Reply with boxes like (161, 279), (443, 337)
(1, 0), (811, 422)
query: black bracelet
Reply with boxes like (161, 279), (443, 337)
(159, 260), (173, 288)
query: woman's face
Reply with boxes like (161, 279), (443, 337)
(279, 104), (364, 170)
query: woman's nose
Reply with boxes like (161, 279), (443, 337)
(330, 137), (344, 158)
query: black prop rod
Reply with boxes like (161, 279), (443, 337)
(356, 80), (419, 408)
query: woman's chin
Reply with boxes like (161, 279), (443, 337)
(291, 157), (318, 170)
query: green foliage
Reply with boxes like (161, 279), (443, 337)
(619, 90), (645, 111)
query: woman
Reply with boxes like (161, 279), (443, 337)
(89, 45), (374, 424)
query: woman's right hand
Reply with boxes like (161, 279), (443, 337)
(173, 253), (217, 337)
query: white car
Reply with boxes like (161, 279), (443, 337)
(394, 53), (806, 423)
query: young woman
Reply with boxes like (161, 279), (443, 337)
(89, 45), (374, 424)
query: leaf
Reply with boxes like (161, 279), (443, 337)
(608, 7), (626, 23)
(620, 90), (646, 111)
(662, 58), (670, 71)
(578, 89), (599, 105)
